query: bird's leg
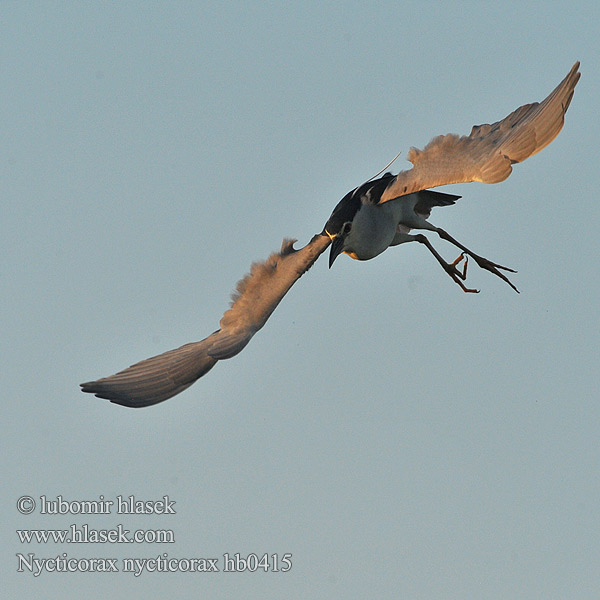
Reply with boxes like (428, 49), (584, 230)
(414, 234), (479, 293)
(434, 228), (520, 293)
(450, 252), (469, 280)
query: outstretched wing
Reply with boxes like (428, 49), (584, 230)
(80, 234), (331, 408)
(380, 62), (580, 203)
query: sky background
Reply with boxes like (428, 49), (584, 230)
(3, 2), (599, 598)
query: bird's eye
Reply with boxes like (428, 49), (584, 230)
(342, 222), (352, 235)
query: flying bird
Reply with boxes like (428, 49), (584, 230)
(81, 62), (580, 408)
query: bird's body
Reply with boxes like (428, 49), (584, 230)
(325, 175), (459, 261)
(329, 180), (402, 261)
(342, 199), (398, 260)
(81, 62), (580, 408)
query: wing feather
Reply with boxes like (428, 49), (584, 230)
(80, 234), (331, 407)
(380, 62), (580, 202)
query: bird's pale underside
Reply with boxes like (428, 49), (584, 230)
(81, 62), (580, 408)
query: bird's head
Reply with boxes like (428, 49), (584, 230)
(323, 173), (396, 267)
(322, 188), (362, 268)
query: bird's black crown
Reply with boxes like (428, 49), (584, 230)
(323, 172), (395, 236)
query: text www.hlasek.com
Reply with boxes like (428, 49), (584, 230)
(17, 524), (174, 544)
(16, 495), (292, 576)
(17, 552), (293, 576)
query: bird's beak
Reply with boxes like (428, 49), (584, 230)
(328, 235), (344, 268)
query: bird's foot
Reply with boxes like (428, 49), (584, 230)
(445, 254), (479, 293)
(450, 253), (468, 279)
(435, 229), (519, 293)
(469, 254), (520, 293)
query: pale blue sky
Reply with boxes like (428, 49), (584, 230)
(3, 2), (599, 598)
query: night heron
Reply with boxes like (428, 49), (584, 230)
(81, 62), (580, 408)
